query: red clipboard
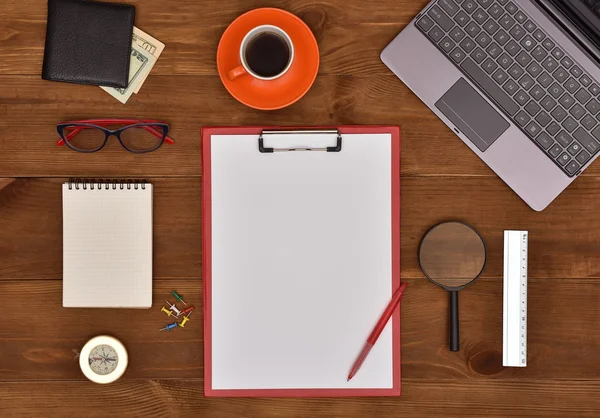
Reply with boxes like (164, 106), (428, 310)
(202, 125), (401, 397)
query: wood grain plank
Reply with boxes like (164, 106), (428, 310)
(0, 74), (573, 178)
(2, 277), (600, 381)
(2, 177), (600, 280)
(0, 0), (420, 76)
(0, 178), (201, 279)
(1, 379), (600, 417)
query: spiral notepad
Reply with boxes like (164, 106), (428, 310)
(62, 180), (153, 308)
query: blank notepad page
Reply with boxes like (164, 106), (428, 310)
(62, 183), (153, 308)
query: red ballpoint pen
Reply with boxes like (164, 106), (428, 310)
(347, 282), (407, 381)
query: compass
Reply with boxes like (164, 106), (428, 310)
(79, 336), (128, 384)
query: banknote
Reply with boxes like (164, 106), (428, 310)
(100, 43), (157, 104)
(131, 27), (165, 94)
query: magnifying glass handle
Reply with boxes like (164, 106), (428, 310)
(449, 290), (459, 352)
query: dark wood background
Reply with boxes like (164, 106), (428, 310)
(2, 0), (600, 416)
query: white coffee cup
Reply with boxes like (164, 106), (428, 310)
(227, 25), (294, 81)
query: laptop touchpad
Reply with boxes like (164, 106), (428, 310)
(435, 78), (509, 152)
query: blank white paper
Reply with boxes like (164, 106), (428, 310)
(210, 133), (394, 390)
(62, 183), (153, 308)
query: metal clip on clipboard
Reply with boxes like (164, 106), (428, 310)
(258, 129), (343, 153)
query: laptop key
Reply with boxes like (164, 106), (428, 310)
(548, 143), (562, 157)
(535, 111), (551, 127)
(428, 26), (445, 42)
(586, 98), (600, 114)
(509, 24), (526, 41)
(514, 11), (526, 24)
(519, 74), (534, 90)
(568, 142), (583, 155)
(524, 20), (537, 32)
(581, 74), (592, 87)
(532, 45), (547, 61)
(483, 19), (500, 35)
(460, 38), (476, 53)
(476, 32), (492, 47)
(450, 47), (467, 63)
(440, 0), (460, 16)
(537, 72), (553, 88)
(553, 67), (568, 83)
(547, 121), (561, 136)
(466, 22), (481, 36)
(492, 69), (509, 84)
(508, 63), (523, 78)
(557, 152), (571, 166)
(506, 2), (518, 14)
(582, 115), (597, 130)
(450, 27), (466, 42)
(533, 29), (545, 42)
(530, 84), (544, 100)
(555, 130), (572, 147)
(565, 77), (581, 94)
(417, 16), (435, 32)
(520, 35), (535, 50)
(473, 9), (489, 25)
(482, 58), (497, 74)
(577, 150), (591, 164)
(542, 38), (555, 51)
(494, 29), (509, 45)
(559, 93), (574, 109)
(476, 0), (492, 7)
(440, 37), (456, 53)
(505, 40), (520, 56)
(504, 80), (519, 95)
(571, 65), (583, 77)
(575, 88), (591, 104)
(526, 62), (543, 77)
(549, 82), (565, 99)
(589, 83), (600, 95)
(534, 130), (552, 149)
(515, 110), (530, 126)
(460, 58), (520, 115)
(525, 100), (541, 116)
(551, 106), (568, 122)
(562, 116), (578, 132)
(462, 0), (477, 13)
(516, 50), (532, 66)
(498, 53), (513, 69)
(551, 48), (564, 60)
(500, 14), (515, 30)
(541, 95), (557, 112)
(428, 5), (455, 31)
(489, 3), (503, 18)
(565, 160), (580, 175)
(471, 47), (487, 63)
(569, 104), (586, 120)
(542, 57), (558, 72)
(514, 89), (530, 105)
(561, 56), (574, 69)
(454, 10), (470, 26)
(577, 127), (600, 154)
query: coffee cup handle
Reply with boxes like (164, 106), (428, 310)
(227, 65), (247, 80)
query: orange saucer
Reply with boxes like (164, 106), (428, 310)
(217, 8), (320, 110)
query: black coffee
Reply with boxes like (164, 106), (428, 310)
(245, 33), (290, 78)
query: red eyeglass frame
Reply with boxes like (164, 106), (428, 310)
(56, 119), (175, 146)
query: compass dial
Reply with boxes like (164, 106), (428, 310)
(88, 344), (119, 375)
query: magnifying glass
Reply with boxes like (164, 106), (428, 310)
(418, 221), (487, 352)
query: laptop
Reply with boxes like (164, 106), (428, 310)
(382, 0), (600, 210)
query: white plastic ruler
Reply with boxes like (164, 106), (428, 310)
(503, 230), (528, 367)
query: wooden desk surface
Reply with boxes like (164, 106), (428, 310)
(2, 0), (600, 416)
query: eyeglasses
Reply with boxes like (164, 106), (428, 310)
(57, 119), (175, 153)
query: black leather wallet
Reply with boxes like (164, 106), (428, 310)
(42, 0), (135, 88)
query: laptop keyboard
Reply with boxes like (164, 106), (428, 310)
(416, 0), (600, 177)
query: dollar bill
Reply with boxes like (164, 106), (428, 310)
(100, 42), (157, 104)
(131, 27), (165, 94)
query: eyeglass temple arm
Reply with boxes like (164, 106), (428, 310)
(57, 119), (174, 145)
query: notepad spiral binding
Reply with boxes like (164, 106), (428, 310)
(67, 179), (148, 190)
